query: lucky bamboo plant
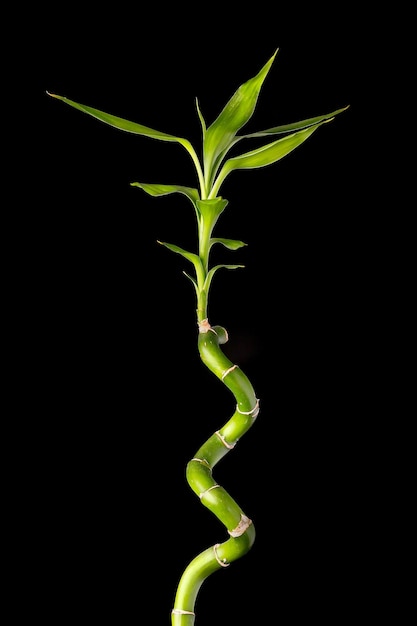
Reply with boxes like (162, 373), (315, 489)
(48, 48), (348, 625)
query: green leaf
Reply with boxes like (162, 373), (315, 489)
(203, 264), (245, 295)
(210, 238), (247, 251)
(157, 241), (200, 265)
(157, 241), (205, 287)
(48, 92), (190, 144)
(183, 271), (198, 290)
(210, 121), (328, 196)
(46, 92), (206, 193)
(203, 49), (278, 188)
(196, 98), (207, 138)
(196, 198), (229, 223)
(240, 105), (350, 140)
(130, 182), (200, 205)
(183, 271), (199, 298)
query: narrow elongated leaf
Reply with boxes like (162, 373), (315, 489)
(48, 92), (187, 143)
(211, 121), (328, 195)
(157, 241), (200, 265)
(227, 123), (326, 169)
(210, 238), (247, 250)
(241, 105), (350, 139)
(130, 182), (200, 205)
(183, 271), (200, 298)
(158, 241), (205, 287)
(203, 49), (278, 186)
(46, 92), (204, 187)
(203, 264), (245, 295)
(195, 98), (207, 137)
(212, 106), (350, 163)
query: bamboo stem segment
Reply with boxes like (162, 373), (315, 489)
(171, 319), (259, 625)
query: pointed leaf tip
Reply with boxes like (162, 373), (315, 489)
(203, 48), (280, 189)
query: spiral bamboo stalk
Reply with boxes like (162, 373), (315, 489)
(171, 320), (259, 626)
(47, 47), (348, 626)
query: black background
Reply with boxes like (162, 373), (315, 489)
(18, 8), (387, 625)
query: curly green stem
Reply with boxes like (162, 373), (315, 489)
(171, 320), (259, 626)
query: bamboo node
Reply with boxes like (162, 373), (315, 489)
(199, 484), (220, 500)
(190, 457), (211, 469)
(228, 514), (252, 537)
(172, 609), (195, 616)
(213, 543), (230, 567)
(198, 318), (211, 333)
(221, 364), (238, 380)
(236, 398), (260, 418)
(215, 430), (236, 449)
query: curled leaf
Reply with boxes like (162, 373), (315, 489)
(210, 238), (247, 251)
(203, 263), (245, 295)
(131, 182), (200, 205)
